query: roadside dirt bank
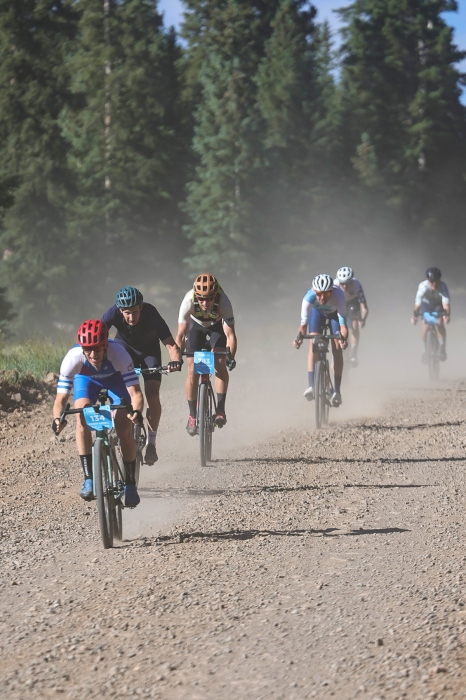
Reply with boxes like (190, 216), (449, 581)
(1, 382), (466, 699)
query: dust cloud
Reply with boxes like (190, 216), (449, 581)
(122, 228), (466, 540)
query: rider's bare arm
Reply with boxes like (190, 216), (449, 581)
(293, 323), (308, 348)
(127, 384), (144, 423)
(162, 335), (182, 364)
(443, 303), (451, 322)
(175, 321), (188, 352)
(223, 322), (237, 357)
(360, 303), (368, 321)
(52, 392), (70, 433)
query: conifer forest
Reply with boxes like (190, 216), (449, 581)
(0, 0), (465, 333)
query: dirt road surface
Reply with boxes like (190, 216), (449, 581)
(2, 359), (466, 698)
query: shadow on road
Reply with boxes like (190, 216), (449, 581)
(140, 525), (410, 546)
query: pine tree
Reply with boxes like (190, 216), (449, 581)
(63, 0), (186, 291)
(183, 0), (283, 273)
(0, 0), (79, 331)
(339, 0), (466, 234)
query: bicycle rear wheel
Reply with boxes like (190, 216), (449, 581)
(198, 382), (212, 466)
(94, 438), (114, 549)
(314, 360), (324, 429)
(427, 328), (439, 381)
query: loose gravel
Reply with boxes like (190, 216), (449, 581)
(1, 382), (466, 699)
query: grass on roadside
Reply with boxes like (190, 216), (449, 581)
(0, 336), (71, 382)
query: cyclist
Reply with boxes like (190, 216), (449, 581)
(334, 266), (368, 367)
(52, 320), (144, 507)
(102, 286), (182, 465)
(412, 267), (450, 362)
(293, 273), (348, 406)
(176, 273), (237, 436)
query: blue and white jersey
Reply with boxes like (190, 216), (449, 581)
(300, 286), (347, 326)
(415, 280), (450, 308)
(57, 339), (139, 395)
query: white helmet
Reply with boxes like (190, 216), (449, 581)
(312, 273), (333, 293)
(336, 266), (353, 283)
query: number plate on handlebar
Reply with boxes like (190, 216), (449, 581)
(83, 406), (114, 431)
(193, 351), (215, 375)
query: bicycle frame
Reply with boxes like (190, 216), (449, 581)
(59, 391), (132, 548)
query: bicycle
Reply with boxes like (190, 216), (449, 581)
(183, 347), (233, 467)
(425, 319), (440, 381)
(59, 389), (136, 549)
(296, 324), (342, 429)
(132, 365), (170, 482)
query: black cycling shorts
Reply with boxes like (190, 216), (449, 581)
(115, 339), (161, 382)
(185, 320), (227, 356)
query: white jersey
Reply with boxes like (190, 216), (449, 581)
(57, 339), (139, 395)
(415, 280), (450, 307)
(178, 289), (235, 328)
(334, 278), (367, 305)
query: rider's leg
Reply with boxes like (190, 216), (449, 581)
(436, 316), (446, 358)
(114, 409), (137, 485)
(351, 318), (360, 359)
(186, 357), (199, 418)
(331, 342), (343, 392)
(144, 379), (162, 435)
(214, 355), (228, 411)
(74, 397), (93, 479)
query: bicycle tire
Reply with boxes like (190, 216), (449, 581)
(94, 438), (114, 549)
(205, 385), (213, 462)
(112, 451), (123, 542)
(198, 382), (211, 467)
(314, 360), (324, 429)
(322, 361), (330, 426)
(133, 423), (145, 488)
(427, 328), (439, 381)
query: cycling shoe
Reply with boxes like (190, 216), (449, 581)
(124, 484), (140, 508)
(331, 391), (342, 407)
(303, 386), (314, 401)
(215, 411), (227, 428)
(144, 443), (158, 464)
(80, 478), (94, 501)
(186, 415), (198, 436)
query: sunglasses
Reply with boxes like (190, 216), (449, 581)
(197, 294), (216, 302)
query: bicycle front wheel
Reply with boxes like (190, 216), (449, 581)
(314, 360), (324, 429)
(322, 361), (330, 426)
(94, 438), (114, 549)
(198, 382), (212, 467)
(427, 328), (439, 381)
(133, 423), (145, 488)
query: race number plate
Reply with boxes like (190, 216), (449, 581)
(83, 406), (114, 431)
(193, 351), (215, 375)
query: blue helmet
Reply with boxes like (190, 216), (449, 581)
(115, 286), (143, 308)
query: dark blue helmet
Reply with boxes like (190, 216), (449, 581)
(116, 286), (143, 308)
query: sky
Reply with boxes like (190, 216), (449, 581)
(158, 0), (466, 64)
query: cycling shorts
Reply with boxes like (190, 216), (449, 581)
(73, 373), (131, 405)
(114, 339), (161, 383)
(420, 303), (443, 326)
(185, 319), (226, 357)
(346, 298), (361, 321)
(308, 308), (340, 336)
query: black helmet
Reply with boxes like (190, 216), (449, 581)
(426, 267), (441, 282)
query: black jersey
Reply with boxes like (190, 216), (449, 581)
(102, 303), (172, 357)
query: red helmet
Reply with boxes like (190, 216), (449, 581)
(77, 319), (108, 349)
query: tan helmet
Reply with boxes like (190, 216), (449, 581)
(194, 273), (218, 298)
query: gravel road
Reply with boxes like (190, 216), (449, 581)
(1, 370), (466, 699)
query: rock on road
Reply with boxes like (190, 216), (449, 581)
(1, 383), (466, 699)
